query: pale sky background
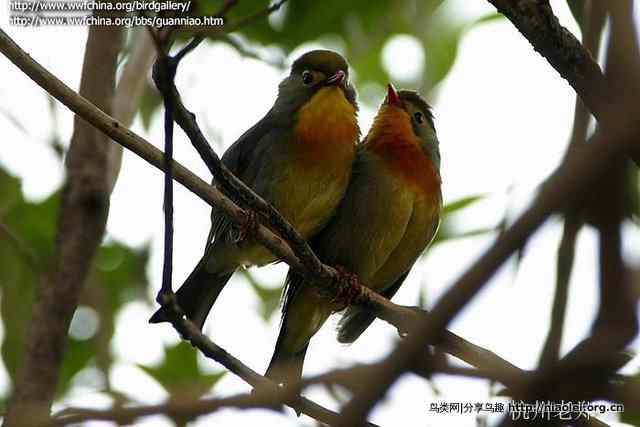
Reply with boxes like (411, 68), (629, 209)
(1, 1), (640, 426)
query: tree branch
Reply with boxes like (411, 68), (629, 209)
(48, 393), (285, 427)
(486, 0), (608, 120)
(155, 300), (378, 426)
(176, 0), (289, 35)
(334, 2), (640, 424)
(335, 68), (639, 427)
(2, 21), (635, 426)
(538, 0), (606, 369)
(0, 26), (550, 416)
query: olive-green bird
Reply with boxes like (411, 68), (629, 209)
(150, 50), (360, 329)
(266, 84), (442, 384)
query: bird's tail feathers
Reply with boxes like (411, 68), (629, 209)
(337, 306), (375, 344)
(149, 256), (233, 330)
(265, 271), (308, 384)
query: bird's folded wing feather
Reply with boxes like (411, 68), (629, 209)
(205, 109), (280, 249)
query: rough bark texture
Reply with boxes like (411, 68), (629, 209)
(3, 26), (122, 426)
(487, 0), (607, 119)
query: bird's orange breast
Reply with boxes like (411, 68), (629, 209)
(293, 86), (359, 164)
(366, 106), (441, 197)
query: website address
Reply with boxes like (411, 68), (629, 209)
(9, 1), (191, 13)
(9, 14), (223, 27)
(429, 399), (625, 421)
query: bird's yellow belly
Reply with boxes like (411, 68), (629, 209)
(369, 193), (441, 291)
(236, 162), (352, 267)
(279, 162), (351, 238)
(237, 86), (358, 267)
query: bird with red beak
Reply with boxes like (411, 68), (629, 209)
(266, 84), (442, 385)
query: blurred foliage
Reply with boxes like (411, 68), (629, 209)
(139, 80), (162, 131)
(429, 194), (496, 249)
(139, 0), (504, 131)
(11, 1), (634, 424)
(140, 342), (225, 396)
(139, 342), (225, 426)
(0, 167), (150, 404)
(240, 268), (282, 322)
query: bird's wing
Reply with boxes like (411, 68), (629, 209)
(206, 109), (280, 249)
(338, 194), (441, 343)
(272, 148), (418, 360)
(315, 147), (415, 281)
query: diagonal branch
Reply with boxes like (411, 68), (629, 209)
(337, 114), (637, 427)
(538, 0), (606, 369)
(336, 1), (640, 423)
(2, 23), (634, 427)
(155, 301), (378, 426)
(486, 0), (608, 120)
(336, 114), (636, 423)
(0, 26), (548, 412)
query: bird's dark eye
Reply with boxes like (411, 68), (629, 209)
(414, 111), (424, 124)
(302, 70), (313, 85)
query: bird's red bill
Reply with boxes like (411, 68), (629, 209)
(387, 83), (401, 106)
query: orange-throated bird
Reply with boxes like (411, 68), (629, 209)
(266, 84), (442, 384)
(150, 50), (360, 329)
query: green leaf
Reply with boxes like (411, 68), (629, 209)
(0, 165), (152, 400)
(57, 338), (95, 395)
(442, 194), (486, 215)
(567, 0), (585, 31)
(430, 222), (496, 248)
(426, 194), (493, 250)
(214, 0), (455, 90)
(140, 342), (225, 397)
(0, 169), (59, 389)
(422, 26), (464, 91)
(140, 341), (225, 426)
(138, 81), (162, 131)
(241, 269), (283, 322)
(470, 12), (504, 27)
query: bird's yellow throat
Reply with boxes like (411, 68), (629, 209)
(294, 86), (358, 159)
(367, 104), (441, 196)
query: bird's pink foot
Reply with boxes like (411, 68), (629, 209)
(332, 265), (362, 307)
(234, 209), (258, 243)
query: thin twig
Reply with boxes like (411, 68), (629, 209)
(335, 2), (638, 423)
(1, 21), (633, 427)
(47, 393), (283, 427)
(155, 54), (176, 300)
(538, 216), (580, 367)
(538, 0), (606, 368)
(0, 24), (557, 411)
(177, 0), (289, 35)
(152, 300), (379, 427)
